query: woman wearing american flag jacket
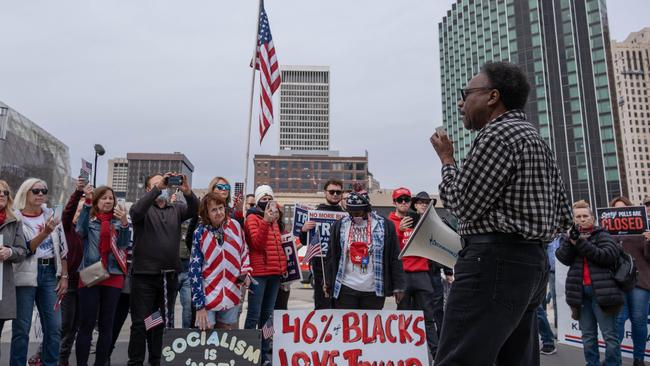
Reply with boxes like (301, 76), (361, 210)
(190, 193), (252, 330)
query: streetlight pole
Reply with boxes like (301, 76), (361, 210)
(93, 144), (105, 187)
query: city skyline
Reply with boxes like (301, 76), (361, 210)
(0, 1), (648, 195)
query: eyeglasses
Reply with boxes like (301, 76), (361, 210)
(214, 183), (231, 191)
(459, 87), (493, 101)
(327, 190), (342, 196)
(395, 196), (411, 204)
(30, 188), (48, 195)
(0, 190), (10, 197)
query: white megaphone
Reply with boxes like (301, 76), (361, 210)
(399, 201), (463, 269)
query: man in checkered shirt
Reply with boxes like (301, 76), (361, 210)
(430, 61), (572, 366)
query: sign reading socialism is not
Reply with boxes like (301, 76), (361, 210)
(161, 329), (261, 366)
(273, 310), (428, 366)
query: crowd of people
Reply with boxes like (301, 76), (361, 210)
(0, 61), (649, 366)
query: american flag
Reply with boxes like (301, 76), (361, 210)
(81, 159), (92, 175)
(302, 229), (322, 264)
(255, 0), (281, 143)
(262, 318), (274, 340)
(144, 310), (163, 331)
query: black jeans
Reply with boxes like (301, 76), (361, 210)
(397, 271), (439, 358)
(311, 258), (331, 309)
(76, 285), (122, 366)
(109, 292), (131, 358)
(434, 241), (548, 366)
(431, 267), (445, 336)
(59, 283), (80, 363)
(334, 285), (385, 310)
(128, 273), (177, 366)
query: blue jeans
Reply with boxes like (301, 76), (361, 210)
(177, 270), (192, 328)
(11, 263), (62, 366)
(536, 305), (554, 347)
(580, 286), (621, 366)
(546, 272), (557, 326)
(616, 286), (650, 360)
(244, 275), (281, 363)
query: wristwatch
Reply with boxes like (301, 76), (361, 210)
(60, 274), (69, 279)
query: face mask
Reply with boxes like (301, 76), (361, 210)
(157, 189), (169, 202)
(258, 201), (269, 211)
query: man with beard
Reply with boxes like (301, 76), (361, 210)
(127, 172), (199, 366)
(300, 179), (345, 309)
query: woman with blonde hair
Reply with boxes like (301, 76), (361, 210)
(12, 178), (69, 366)
(0, 180), (28, 362)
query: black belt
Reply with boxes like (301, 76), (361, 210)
(462, 233), (544, 247)
(38, 258), (54, 266)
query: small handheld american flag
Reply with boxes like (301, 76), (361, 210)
(262, 318), (274, 340)
(302, 230), (322, 264)
(144, 310), (163, 331)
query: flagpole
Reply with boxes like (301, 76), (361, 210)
(243, 0), (263, 196)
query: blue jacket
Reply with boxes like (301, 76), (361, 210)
(76, 204), (131, 275)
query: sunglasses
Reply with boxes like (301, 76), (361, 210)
(30, 188), (49, 195)
(214, 183), (231, 191)
(327, 190), (342, 196)
(0, 190), (10, 197)
(459, 87), (493, 101)
(395, 196), (411, 204)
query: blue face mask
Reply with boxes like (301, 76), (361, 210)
(157, 189), (169, 202)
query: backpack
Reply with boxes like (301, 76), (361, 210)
(612, 247), (638, 292)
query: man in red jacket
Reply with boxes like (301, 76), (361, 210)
(388, 187), (438, 360)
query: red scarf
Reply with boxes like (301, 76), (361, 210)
(96, 212), (114, 267)
(0, 210), (6, 226)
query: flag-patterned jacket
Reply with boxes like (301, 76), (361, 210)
(190, 218), (251, 311)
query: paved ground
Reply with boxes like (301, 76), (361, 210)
(0, 283), (635, 365)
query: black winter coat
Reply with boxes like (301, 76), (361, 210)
(555, 228), (624, 310)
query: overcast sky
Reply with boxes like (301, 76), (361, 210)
(1, 1), (648, 194)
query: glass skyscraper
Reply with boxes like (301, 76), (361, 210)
(439, 0), (625, 208)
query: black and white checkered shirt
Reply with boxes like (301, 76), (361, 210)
(439, 110), (572, 241)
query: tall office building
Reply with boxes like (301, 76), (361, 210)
(279, 65), (330, 151)
(107, 158), (129, 199)
(612, 28), (650, 204)
(126, 152), (194, 202)
(439, 0), (625, 208)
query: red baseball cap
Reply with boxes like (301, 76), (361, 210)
(392, 187), (412, 200)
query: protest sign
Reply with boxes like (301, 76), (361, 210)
(307, 210), (347, 257)
(161, 329), (261, 366)
(292, 203), (314, 242)
(556, 261), (650, 359)
(281, 234), (302, 284)
(596, 206), (648, 236)
(399, 202), (462, 269)
(273, 309), (428, 366)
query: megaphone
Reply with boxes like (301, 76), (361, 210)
(399, 201), (462, 269)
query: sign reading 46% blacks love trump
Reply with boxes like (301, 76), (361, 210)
(273, 310), (429, 366)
